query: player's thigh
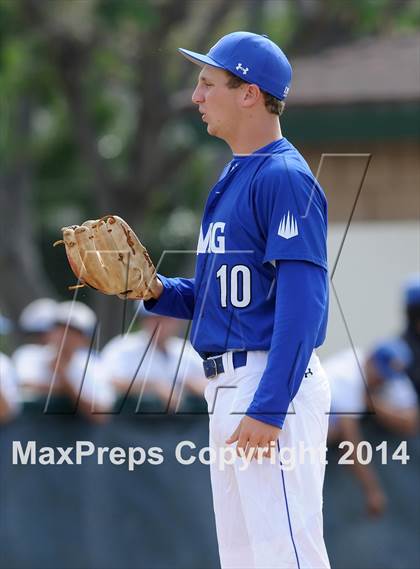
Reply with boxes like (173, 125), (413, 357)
(279, 373), (331, 523)
(209, 446), (256, 569)
(232, 457), (300, 568)
(232, 440), (329, 569)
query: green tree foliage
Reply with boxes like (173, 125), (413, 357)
(0, 0), (417, 342)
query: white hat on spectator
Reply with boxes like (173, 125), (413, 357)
(55, 301), (97, 336)
(19, 298), (58, 334)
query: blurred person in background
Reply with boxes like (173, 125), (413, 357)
(49, 301), (115, 421)
(0, 314), (20, 423)
(14, 300), (114, 421)
(16, 298), (58, 347)
(325, 339), (418, 517)
(12, 298), (58, 401)
(102, 302), (206, 412)
(401, 275), (420, 398)
(363, 341), (418, 435)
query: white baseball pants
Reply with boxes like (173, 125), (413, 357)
(204, 351), (331, 569)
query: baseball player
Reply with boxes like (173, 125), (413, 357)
(58, 31), (331, 569)
(143, 32), (331, 569)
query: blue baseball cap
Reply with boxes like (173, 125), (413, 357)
(179, 31), (292, 101)
(403, 274), (420, 307)
(371, 339), (412, 380)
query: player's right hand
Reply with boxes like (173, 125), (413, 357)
(226, 415), (281, 460)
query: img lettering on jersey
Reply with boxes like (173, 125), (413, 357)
(277, 211), (299, 240)
(197, 222), (226, 254)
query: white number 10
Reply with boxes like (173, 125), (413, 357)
(216, 264), (251, 308)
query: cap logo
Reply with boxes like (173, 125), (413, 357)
(283, 85), (290, 97)
(236, 63), (249, 76)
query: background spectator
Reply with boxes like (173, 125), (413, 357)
(102, 303), (206, 411)
(0, 314), (20, 423)
(402, 275), (420, 398)
(325, 340), (418, 517)
(48, 301), (115, 420)
(12, 298), (58, 402)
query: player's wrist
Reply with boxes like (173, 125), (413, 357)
(151, 278), (164, 300)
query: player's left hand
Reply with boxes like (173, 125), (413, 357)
(226, 416), (281, 460)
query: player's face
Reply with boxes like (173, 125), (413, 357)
(191, 65), (242, 140)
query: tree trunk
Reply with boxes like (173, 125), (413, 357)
(0, 99), (55, 343)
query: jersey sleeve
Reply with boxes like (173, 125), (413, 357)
(246, 260), (328, 428)
(253, 158), (328, 270)
(143, 275), (195, 320)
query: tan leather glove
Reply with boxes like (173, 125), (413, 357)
(55, 215), (160, 300)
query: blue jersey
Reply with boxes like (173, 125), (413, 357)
(189, 137), (328, 353)
(145, 138), (329, 426)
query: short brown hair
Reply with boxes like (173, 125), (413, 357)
(225, 71), (285, 117)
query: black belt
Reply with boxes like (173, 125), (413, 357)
(202, 352), (248, 379)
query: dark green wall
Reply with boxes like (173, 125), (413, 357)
(284, 102), (420, 142)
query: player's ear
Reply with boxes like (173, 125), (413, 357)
(242, 84), (262, 108)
